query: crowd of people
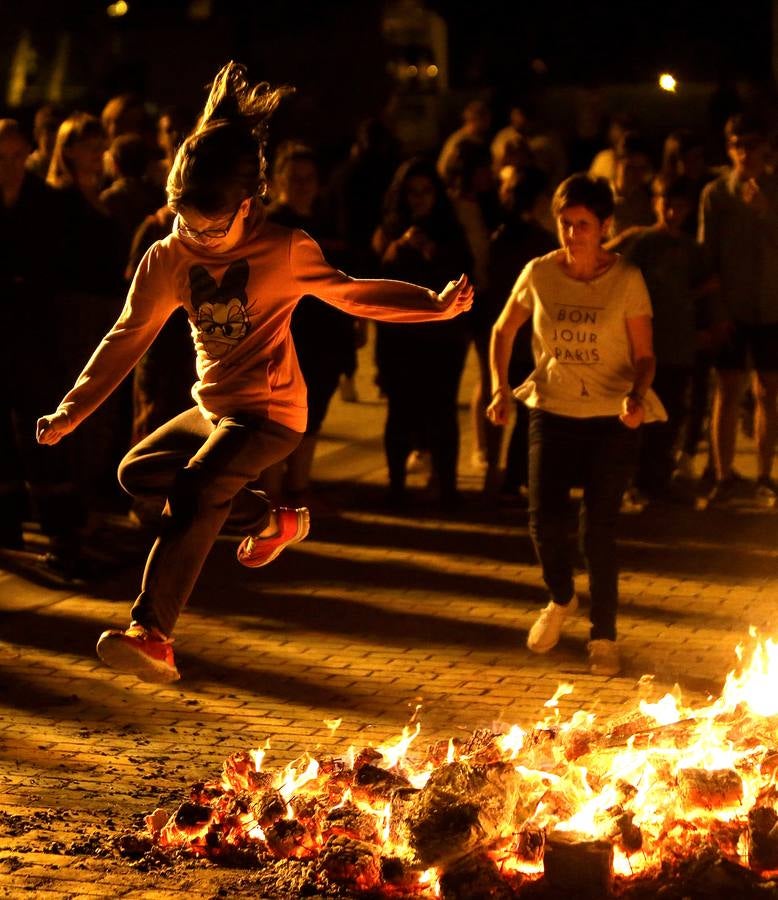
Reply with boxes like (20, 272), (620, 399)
(2, 68), (777, 679)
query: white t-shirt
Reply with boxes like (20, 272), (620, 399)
(510, 250), (666, 421)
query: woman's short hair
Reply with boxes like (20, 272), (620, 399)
(166, 62), (293, 217)
(551, 173), (614, 222)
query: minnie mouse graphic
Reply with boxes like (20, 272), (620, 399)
(189, 259), (250, 358)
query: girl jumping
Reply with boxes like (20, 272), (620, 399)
(37, 63), (473, 684)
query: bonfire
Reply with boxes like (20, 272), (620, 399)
(129, 629), (778, 898)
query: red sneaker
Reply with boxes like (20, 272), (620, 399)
(236, 507), (310, 568)
(96, 623), (180, 683)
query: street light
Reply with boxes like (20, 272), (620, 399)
(658, 72), (677, 93)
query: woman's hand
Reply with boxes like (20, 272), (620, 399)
(437, 274), (474, 318)
(487, 385), (511, 426)
(619, 393), (645, 429)
(36, 411), (73, 446)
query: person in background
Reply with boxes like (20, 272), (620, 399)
(47, 112), (128, 511)
(101, 92), (149, 144)
(701, 112), (778, 507)
(147, 106), (191, 190)
(487, 165), (556, 502)
(437, 99), (491, 183)
(373, 157), (473, 508)
(323, 116), (400, 402)
(25, 104), (64, 180)
(444, 138), (502, 487)
(101, 133), (166, 260)
(616, 174), (715, 505)
(37, 63), (473, 684)
(611, 131), (655, 236)
(488, 174), (665, 676)
(588, 114), (634, 184)
(660, 129), (719, 482)
(0, 119), (85, 577)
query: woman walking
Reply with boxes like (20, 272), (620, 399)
(488, 174), (664, 675)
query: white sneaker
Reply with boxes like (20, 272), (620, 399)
(406, 449), (431, 474)
(527, 595), (578, 654)
(588, 639), (620, 676)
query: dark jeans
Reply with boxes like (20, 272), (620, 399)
(118, 407), (302, 636)
(528, 409), (638, 641)
(381, 333), (468, 500)
(0, 303), (85, 547)
(683, 349), (713, 457)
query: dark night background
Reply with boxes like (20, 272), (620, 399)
(1, 1), (776, 160)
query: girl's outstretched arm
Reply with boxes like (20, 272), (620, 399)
(290, 230), (472, 322)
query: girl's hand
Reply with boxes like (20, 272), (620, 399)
(36, 411), (73, 446)
(487, 386), (510, 426)
(437, 273), (474, 318)
(619, 393), (645, 429)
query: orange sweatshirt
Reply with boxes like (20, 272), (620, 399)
(57, 220), (449, 433)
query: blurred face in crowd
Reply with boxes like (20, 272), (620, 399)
(0, 131), (29, 202)
(65, 134), (106, 186)
(614, 152), (652, 196)
(463, 104), (491, 138)
(727, 132), (768, 181)
(405, 174), (436, 220)
(653, 187), (691, 230)
(35, 114), (61, 157)
(280, 158), (318, 215)
(498, 166), (517, 210)
(556, 204), (609, 258)
(157, 114), (181, 161)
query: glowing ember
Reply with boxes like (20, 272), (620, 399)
(142, 631), (778, 897)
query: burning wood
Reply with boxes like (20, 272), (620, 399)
(136, 631), (778, 898)
(404, 760), (522, 866)
(677, 767), (744, 811)
(543, 830), (613, 898)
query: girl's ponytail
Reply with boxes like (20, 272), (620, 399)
(167, 62), (294, 216)
(196, 62), (292, 142)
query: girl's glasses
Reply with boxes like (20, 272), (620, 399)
(178, 205), (241, 242)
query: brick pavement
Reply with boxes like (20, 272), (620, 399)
(2, 343), (777, 897)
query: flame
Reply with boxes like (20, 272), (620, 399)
(249, 738), (270, 772)
(721, 632), (778, 717)
(419, 867), (441, 895)
(376, 721), (421, 769)
(544, 682), (574, 708)
(324, 717), (342, 733)
(275, 753), (319, 802)
(497, 724), (527, 759)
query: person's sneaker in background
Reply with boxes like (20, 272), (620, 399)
(755, 476), (778, 508)
(707, 475), (751, 509)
